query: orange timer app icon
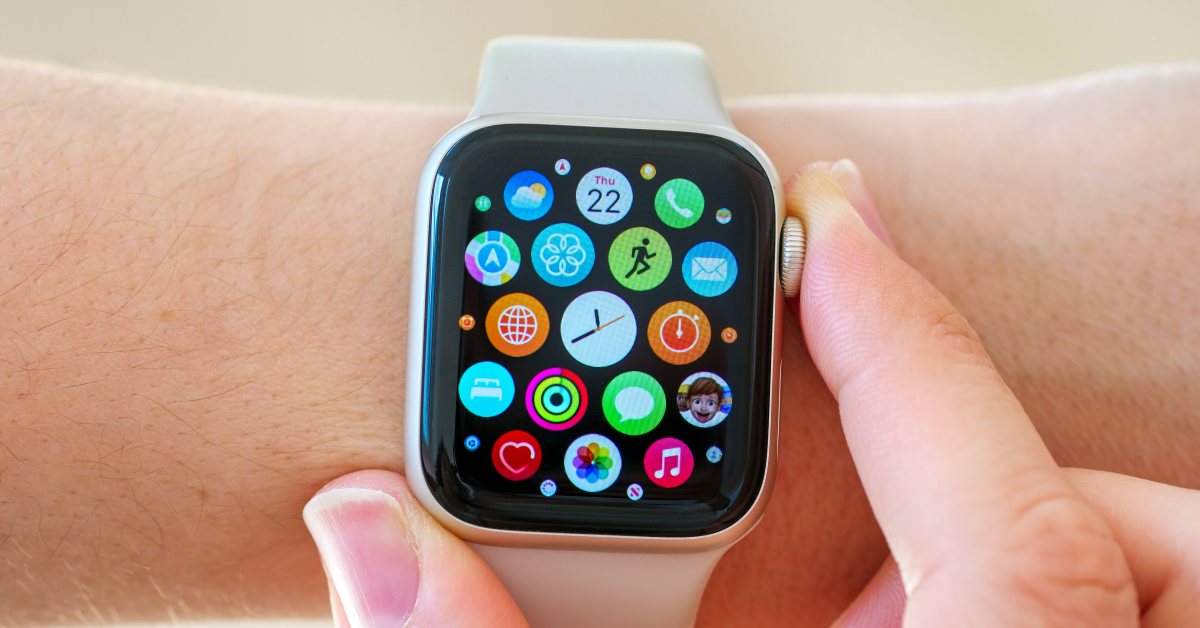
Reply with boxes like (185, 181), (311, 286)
(647, 301), (711, 365)
(487, 293), (550, 357)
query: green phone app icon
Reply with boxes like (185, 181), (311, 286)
(608, 227), (672, 291)
(603, 372), (667, 436)
(654, 178), (704, 229)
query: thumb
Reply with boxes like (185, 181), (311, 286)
(304, 470), (527, 628)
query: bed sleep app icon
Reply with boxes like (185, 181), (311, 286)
(458, 361), (515, 417)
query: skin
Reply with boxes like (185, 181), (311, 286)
(0, 60), (1197, 625)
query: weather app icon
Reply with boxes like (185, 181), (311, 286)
(532, 223), (595, 287)
(504, 170), (554, 221)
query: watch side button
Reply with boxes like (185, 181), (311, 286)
(779, 216), (806, 299)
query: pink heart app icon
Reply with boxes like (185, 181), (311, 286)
(492, 430), (542, 481)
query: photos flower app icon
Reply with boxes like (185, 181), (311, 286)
(564, 434), (622, 492)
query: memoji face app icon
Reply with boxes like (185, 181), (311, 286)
(526, 367), (588, 431)
(565, 433), (622, 492)
(560, 291), (637, 367)
(458, 361), (515, 417)
(609, 227), (672, 291)
(465, 230), (521, 286)
(576, 166), (633, 225)
(531, 223), (595, 287)
(504, 170), (554, 221)
(654, 178), (704, 229)
(648, 301), (711, 365)
(486, 293), (550, 357)
(644, 437), (694, 489)
(683, 241), (738, 297)
(676, 371), (733, 428)
(492, 429), (542, 481)
(603, 371), (667, 436)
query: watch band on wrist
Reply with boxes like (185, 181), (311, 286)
(465, 37), (737, 628)
(470, 37), (732, 127)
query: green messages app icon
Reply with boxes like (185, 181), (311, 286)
(603, 372), (667, 436)
(654, 178), (704, 229)
(608, 227), (672, 291)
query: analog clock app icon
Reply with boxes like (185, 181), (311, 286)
(560, 291), (637, 368)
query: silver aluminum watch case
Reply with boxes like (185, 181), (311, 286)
(404, 112), (784, 554)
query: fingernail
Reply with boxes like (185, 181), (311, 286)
(829, 159), (896, 249)
(304, 488), (420, 627)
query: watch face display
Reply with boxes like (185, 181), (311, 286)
(420, 124), (775, 537)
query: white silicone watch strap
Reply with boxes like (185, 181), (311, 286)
(470, 36), (732, 127)
(472, 544), (726, 628)
(466, 37), (734, 628)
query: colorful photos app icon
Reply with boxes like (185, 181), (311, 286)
(654, 178), (704, 229)
(504, 170), (554, 221)
(531, 223), (594, 287)
(458, 361), (514, 417)
(648, 301), (711, 365)
(576, 167), (633, 225)
(644, 437), (694, 489)
(465, 231), (520, 286)
(560, 291), (637, 367)
(682, 241), (738, 297)
(603, 371), (667, 436)
(676, 371), (733, 428)
(486, 293), (549, 357)
(492, 430), (542, 481)
(609, 227), (671, 291)
(565, 433), (622, 492)
(526, 367), (587, 431)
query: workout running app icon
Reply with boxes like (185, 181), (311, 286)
(525, 367), (588, 431)
(608, 227), (671, 291)
(647, 301), (711, 364)
(486, 293), (550, 357)
(465, 230), (521, 286)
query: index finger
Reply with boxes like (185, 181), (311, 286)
(791, 161), (1136, 624)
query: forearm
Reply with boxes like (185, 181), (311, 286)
(0, 62), (1195, 625)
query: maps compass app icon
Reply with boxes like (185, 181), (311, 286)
(465, 230), (520, 286)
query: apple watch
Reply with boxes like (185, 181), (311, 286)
(405, 37), (804, 628)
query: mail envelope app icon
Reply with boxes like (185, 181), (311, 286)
(691, 257), (728, 282)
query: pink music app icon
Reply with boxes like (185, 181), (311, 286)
(643, 437), (694, 489)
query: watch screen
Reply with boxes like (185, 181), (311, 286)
(420, 124), (775, 536)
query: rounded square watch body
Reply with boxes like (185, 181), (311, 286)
(406, 115), (782, 549)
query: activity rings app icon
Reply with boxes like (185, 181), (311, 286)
(677, 371), (733, 428)
(458, 361), (514, 417)
(526, 368), (587, 431)
(603, 371), (667, 436)
(654, 178), (704, 228)
(576, 167), (633, 225)
(486, 293), (549, 357)
(565, 433), (622, 492)
(531, 223), (594, 287)
(560, 291), (637, 367)
(609, 227), (671, 291)
(648, 301), (711, 364)
(465, 231), (520, 286)
(492, 430), (542, 481)
(682, 241), (738, 297)
(504, 170), (554, 221)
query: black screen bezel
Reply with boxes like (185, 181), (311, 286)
(418, 124), (776, 537)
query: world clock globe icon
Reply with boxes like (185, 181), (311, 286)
(486, 293), (549, 357)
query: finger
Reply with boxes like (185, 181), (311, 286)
(790, 161), (1137, 623)
(1063, 469), (1200, 626)
(304, 470), (527, 628)
(832, 557), (905, 628)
